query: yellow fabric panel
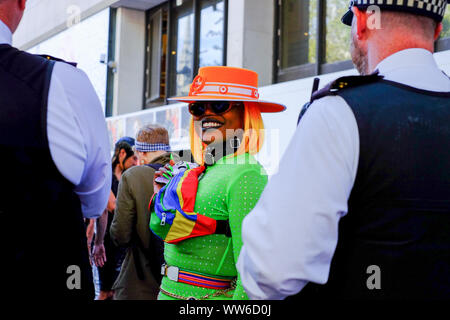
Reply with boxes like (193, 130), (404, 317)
(176, 171), (189, 210)
(165, 210), (196, 242)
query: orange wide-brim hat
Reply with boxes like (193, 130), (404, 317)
(168, 66), (286, 113)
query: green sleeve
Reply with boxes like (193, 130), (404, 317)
(226, 166), (268, 300)
(110, 173), (136, 247)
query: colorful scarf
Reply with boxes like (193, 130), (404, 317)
(150, 165), (223, 244)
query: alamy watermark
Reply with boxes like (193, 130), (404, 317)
(66, 265), (81, 290)
(366, 265), (381, 290)
(366, 5), (382, 30)
(66, 5), (81, 29)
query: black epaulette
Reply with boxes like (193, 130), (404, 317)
(39, 54), (77, 67)
(311, 70), (383, 103)
(297, 70), (384, 125)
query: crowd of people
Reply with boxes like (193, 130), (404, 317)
(2, 0), (450, 301)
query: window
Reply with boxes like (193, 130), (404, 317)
(199, 0), (226, 67)
(145, 7), (169, 106)
(325, 0), (351, 63)
(275, 0), (352, 83)
(280, 0), (317, 69)
(145, 0), (227, 108)
(434, 9), (450, 51)
(436, 9), (450, 52)
(169, 0), (195, 98)
(441, 10), (450, 39)
(276, 0), (318, 81)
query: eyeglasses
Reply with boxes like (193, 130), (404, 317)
(188, 102), (243, 117)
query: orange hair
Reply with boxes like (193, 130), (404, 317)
(190, 102), (265, 165)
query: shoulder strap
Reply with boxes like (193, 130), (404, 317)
(311, 71), (384, 102)
(38, 54), (78, 67)
(297, 71), (384, 124)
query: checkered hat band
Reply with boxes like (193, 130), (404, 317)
(351, 0), (448, 21)
(135, 141), (171, 152)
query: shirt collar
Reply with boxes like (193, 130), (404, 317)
(375, 48), (437, 76)
(0, 19), (12, 45)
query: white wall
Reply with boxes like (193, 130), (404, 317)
(16, 1), (149, 116)
(14, 0), (118, 49)
(27, 9), (110, 111)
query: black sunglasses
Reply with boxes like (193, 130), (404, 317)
(188, 102), (244, 117)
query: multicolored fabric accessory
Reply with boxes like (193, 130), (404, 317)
(135, 141), (171, 152)
(150, 164), (231, 244)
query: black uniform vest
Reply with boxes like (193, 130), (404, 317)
(298, 79), (450, 300)
(0, 44), (94, 300)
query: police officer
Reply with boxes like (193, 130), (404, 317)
(237, 0), (450, 299)
(0, 0), (111, 299)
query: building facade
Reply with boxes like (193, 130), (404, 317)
(15, 0), (450, 171)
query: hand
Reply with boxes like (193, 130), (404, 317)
(92, 243), (107, 268)
(106, 191), (116, 213)
(153, 159), (176, 194)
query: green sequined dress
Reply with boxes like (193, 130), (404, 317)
(157, 153), (267, 300)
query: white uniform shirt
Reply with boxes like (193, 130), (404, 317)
(237, 48), (450, 300)
(1, 20), (111, 219)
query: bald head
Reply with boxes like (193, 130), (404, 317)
(350, 8), (443, 75)
(0, 0), (27, 33)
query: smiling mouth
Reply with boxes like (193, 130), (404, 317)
(202, 119), (224, 130)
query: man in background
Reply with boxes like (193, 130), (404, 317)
(93, 137), (137, 300)
(110, 125), (175, 300)
(0, 0), (111, 299)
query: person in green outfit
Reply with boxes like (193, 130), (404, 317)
(150, 66), (286, 300)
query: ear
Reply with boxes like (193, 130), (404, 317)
(353, 7), (368, 40)
(434, 22), (443, 41)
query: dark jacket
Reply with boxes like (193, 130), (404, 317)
(110, 152), (175, 300)
(0, 44), (93, 299)
(299, 79), (450, 299)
